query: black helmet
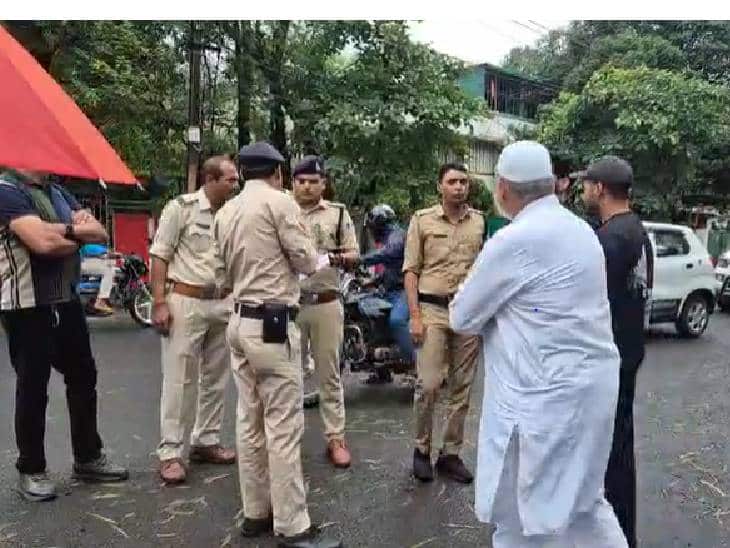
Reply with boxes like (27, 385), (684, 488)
(366, 204), (396, 231)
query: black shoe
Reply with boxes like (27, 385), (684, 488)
(364, 369), (393, 384)
(412, 449), (434, 482)
(241, 515), (274, 537)
(435, 452), (473, 484)
(73, 454), (129, 483)
(278, 526), (342, 548)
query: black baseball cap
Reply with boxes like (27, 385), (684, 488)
(574, 155), (633, 186)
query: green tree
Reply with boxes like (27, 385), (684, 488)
(503, 21), (730, 88)
(6, 20), (483, 213)
(619, 21), (730, 84)
(538, 66), (730, 218)
(502, 21), (730, 216)
(4, 21), (188, 178)
(561, 31), (686, 92)
(284, 21), (484, 213)
(501, 28), (573, 85)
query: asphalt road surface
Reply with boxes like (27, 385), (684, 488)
(1, 311), (729, 547)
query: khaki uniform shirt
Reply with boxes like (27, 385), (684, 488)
(213, 179), (317, 307)
(403, 204), (485, 296)
(299, 200), (358, 293)
(150, 188), (223, 287)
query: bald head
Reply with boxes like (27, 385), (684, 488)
(201, 155), (239, 209)
(201, 156), (235, 184)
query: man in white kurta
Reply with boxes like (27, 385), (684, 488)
(450, 141), (627, 547)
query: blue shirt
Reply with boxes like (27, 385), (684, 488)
(361, 224), (405, 291)
(81, 244), (109, 258)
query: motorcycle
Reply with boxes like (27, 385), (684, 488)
(78, 253), (153, 327)
(303, 266), (415, 407)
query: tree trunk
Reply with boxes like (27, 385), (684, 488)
(234, 21), (254, 150)
(267, 21), (291, 179)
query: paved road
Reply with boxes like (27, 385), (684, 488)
(0, 311), (729, 547)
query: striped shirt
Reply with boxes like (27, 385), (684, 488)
(0, 175), (80, 310)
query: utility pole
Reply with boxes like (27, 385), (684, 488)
(186, 21), (202, 193)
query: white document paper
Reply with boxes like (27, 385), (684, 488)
(315, 253), (330, 271)
(299, 254), (330, 280)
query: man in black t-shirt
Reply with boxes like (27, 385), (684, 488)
(580, 156), (653, 548)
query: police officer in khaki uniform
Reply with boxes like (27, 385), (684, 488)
(214, 143), (341, 548)
(291, 156), (358, 469)
(403, 162), (484, 484)
(150, 156), (239, 485)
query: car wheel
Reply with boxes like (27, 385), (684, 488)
(719, 292), (730, 313)
(676, 293), (710, 338)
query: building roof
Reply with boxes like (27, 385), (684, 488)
(472, 62), (559, 89)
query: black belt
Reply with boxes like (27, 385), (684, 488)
(418, 292), (454, 308)
(234, 302), (298, 322)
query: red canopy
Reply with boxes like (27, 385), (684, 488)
(0, 26), (136, 184)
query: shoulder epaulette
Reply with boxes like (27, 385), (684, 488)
(414, 206), (438, 217)
(175, 193), (197, 206)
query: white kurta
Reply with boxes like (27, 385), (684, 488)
(450, 195), (621, 536)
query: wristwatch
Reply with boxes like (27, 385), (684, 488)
(64, 223), (76, 240)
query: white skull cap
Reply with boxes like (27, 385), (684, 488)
(496, 141), (554, 183)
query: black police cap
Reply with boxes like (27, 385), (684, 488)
(293, 155), (325, 178)
(238, 142), (285, 169)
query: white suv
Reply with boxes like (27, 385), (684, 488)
(644, 222), (720, 338)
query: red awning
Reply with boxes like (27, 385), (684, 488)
(0, 26), (137, 184)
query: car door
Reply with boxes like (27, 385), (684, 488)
(648, 228), (693, 322)
(685, 229), (721, 293)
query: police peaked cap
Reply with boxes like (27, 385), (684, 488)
(238, 142), (285, 169)
(293, 155), (325, 178)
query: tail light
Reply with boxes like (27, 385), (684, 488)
(711, 256), (718, 268)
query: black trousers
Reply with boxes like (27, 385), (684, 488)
(1, 299), (103, 474)
(605, 364), (639, 548)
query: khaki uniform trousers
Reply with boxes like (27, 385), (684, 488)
(297, 299), (345, 441)
(158, 293), (231, 461)
(227, 313), (311, 538)
(414, 302), (480, 455)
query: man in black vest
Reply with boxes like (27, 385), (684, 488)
(0, 169), (129, 501)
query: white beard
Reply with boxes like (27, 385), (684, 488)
(493, 194), (513, 220)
